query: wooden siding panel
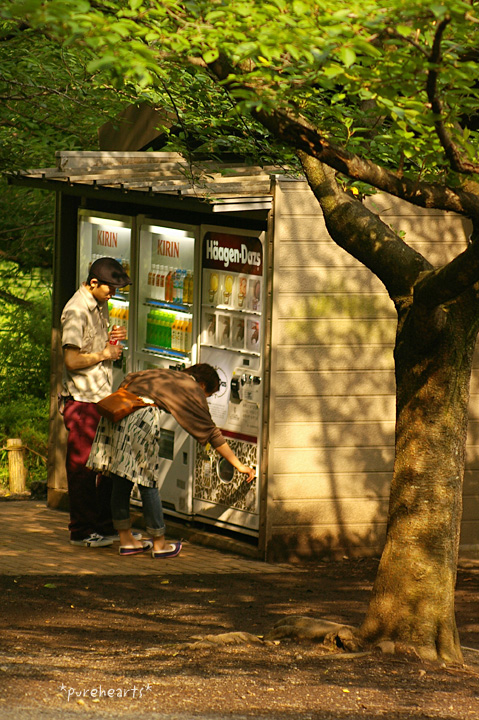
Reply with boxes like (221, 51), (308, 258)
(273, 266), (387, 294)
(275, 221), (336, 246)
(277, 239), (363, 267)
(274, 370), (395, 397)
(276, 179), (330, 214)
(277, 293), (396, 320)
(364, 192), (473, 220)
(277, 318), (397, 345)
(273, 395), (397, 423)
(464, 470), (479, 493)
(275, 373), (479, 398)
(273, 421), (395, 448)
(278, 237), (468, 268)
(270, 498), (389, 527)
(267, 524), (388, 561)
(270, 471), (391, 501)
(267, 179), (478, 559)
(460, 520), (479, 548)
(272, 447), (395, 475)
(275, 345), (395, 371)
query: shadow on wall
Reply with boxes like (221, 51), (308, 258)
(267, 184), (479, 562)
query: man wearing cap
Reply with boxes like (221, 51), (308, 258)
(60, 257), (132, 547)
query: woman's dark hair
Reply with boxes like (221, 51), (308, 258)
(182, 364), (220, 394)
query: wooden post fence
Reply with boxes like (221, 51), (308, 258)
(7, 438), (27, 494)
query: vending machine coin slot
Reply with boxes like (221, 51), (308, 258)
(230, 377), (241, 402)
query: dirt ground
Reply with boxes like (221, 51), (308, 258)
(0, 558), (478, 720)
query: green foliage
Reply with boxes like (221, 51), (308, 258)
(0, 183), (54, 270)
(0, 263), (51, 489)
(0, 18), (133, 172)
(147, 62), (298, 167)
(0, 396), (49, 489)
(4, 0), (479, 192)
(0, 266), (51, 400)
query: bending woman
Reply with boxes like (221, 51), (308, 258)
(87, 364), (255, 559)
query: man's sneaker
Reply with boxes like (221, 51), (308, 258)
(103, 530), (143, 543)
(70, 533), (114, 548)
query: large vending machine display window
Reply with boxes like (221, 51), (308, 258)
(132, 222), (197, 519)
(136, 223), (196, 368)
(78, 212), (132, 384)
(196, 229), (265, 534)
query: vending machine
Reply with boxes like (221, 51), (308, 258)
(77, 213), (266, 536)
(195, 227), (265, 534)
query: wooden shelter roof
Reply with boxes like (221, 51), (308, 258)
(10, 151), (284, 214)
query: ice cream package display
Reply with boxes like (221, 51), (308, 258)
(248, 277), (261, 312)
(206, 270), (219, 304)
(201, 310), (217, 345)
(204, 271), (235, 307)
(232, 317), (245, 349)
(221, 274), (235, 305)
(203, 269), (261, 312)
(217, 314), (232, 346)
(236, 275), (248, 308)
(204, 270), (235, 307)
(246, 319), (260, 352)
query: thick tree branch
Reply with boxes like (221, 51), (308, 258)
(259, 106), (479, 217)
(426, 17), (479, 174)
(0, 247), (52, 268)
(0, 221), (51, 236)
(0, 289), (31, 308)
(414, 225), (479, 309)
(297, 151), (430, 301)
(206, 54), (479, 311)
(206, 55), (479, 220)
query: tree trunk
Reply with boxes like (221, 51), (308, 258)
(359, 300), (478, 662)
(295, 152), (479, 662)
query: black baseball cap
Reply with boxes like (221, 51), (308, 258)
(88, 257), (132, 288)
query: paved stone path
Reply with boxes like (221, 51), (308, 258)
(0, 500), (289, 576)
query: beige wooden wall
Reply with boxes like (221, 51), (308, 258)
(266, 177), (479, 561)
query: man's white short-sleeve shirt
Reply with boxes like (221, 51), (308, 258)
(61, 284), (112, 402)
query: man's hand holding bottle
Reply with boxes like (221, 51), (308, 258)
(106, 325), (127, 360)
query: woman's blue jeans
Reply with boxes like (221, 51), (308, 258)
(110, 473), (166, 538)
